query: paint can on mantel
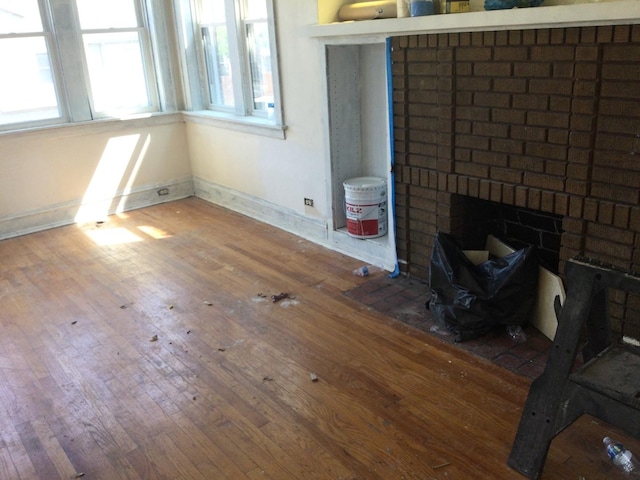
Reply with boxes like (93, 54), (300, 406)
(343, 177), (387, 239)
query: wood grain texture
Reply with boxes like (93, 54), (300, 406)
(0, 197), (637, 479)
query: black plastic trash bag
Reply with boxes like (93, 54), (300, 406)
(428, 232), (539, 342)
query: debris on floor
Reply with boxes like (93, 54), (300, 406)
(150, 334), (158, 342)
(271, 292), (290, 303)
(352, 265), (382, 277)
(310, 372), (319, 382)
(507, 324), (527, 343)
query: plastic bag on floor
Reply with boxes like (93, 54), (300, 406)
(428, 232), (539, 342)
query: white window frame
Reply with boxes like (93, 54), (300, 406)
(73, 0), (160, 119)
(181, 0), (284, 134)
(0, 0), (66, 129)
(0, 0), (163, 132)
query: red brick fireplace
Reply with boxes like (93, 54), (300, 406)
(391, 24), (640, 337)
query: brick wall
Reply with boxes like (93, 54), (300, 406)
(391, 25), (640, 337)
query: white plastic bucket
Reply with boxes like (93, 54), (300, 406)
(343, 177), (387, 239)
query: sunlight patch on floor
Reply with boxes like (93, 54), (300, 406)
(84, 226), (143, 246)
(137, 225), (172, 239)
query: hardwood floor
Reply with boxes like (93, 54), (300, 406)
(0, 197), (637, 479)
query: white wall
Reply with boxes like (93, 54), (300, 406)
(0, 1), (334, 251)
(188, 1), (332, 243)
(0, 115), (193, 239)
(0, 1), (331, 248)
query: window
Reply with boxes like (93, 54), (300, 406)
(195, 0), (281, 124)
(0, 0), (159, 130)
(0, 1), (58, 126)
(75, 0), (158, 116)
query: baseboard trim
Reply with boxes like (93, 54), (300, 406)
(193, 176), (328, 244)
(0, 178), (195, 241)
(2, 176), (397, 271)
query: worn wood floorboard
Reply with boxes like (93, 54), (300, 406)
(0, 197), (638, 479)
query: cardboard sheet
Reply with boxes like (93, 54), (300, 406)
(463, 250), (489, 265)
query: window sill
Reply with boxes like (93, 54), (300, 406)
(0, 110), (288, 140)
(182, 111), (287, 139)
(0, 112), (184, 140)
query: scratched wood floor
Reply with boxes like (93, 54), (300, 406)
(0, 197), (638, 480)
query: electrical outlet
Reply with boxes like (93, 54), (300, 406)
(157, 187), (169, 196)
(304, 198), (314, 207)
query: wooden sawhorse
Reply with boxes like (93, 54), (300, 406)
(508, 258), (640, 479)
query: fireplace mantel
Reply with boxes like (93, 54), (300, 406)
(306, 0), (640, 43)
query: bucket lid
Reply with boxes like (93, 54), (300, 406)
(343, 176), (386, 190)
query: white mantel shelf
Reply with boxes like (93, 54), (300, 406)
(306, 1), (640, 43)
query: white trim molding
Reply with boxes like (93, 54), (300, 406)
(0, 177), (194, 241)
(193, 176), (328, 244)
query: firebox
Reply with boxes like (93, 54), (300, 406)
(460, 196), (563, 273)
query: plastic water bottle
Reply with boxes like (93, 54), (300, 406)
(604, 436), (637, 473)
(352, 265), (382, 277)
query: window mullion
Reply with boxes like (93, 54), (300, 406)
(117, 0), (160, 113)
(174, 0), (205, 110)
(265, 0), (281, 125)
(134, 27), (161, 112)
(37, 0), (68, 124)
(43, 29), (68, 124)
(48, 0), (92, 121)
(144, 0), (180, 111)
(226, 0), (247, 115)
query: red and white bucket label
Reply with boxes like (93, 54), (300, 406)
(346, 201), (387, 237)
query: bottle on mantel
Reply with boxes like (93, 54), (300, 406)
(445, 0), (469, 13)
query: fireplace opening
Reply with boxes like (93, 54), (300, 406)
(459, 196), (564, 274)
